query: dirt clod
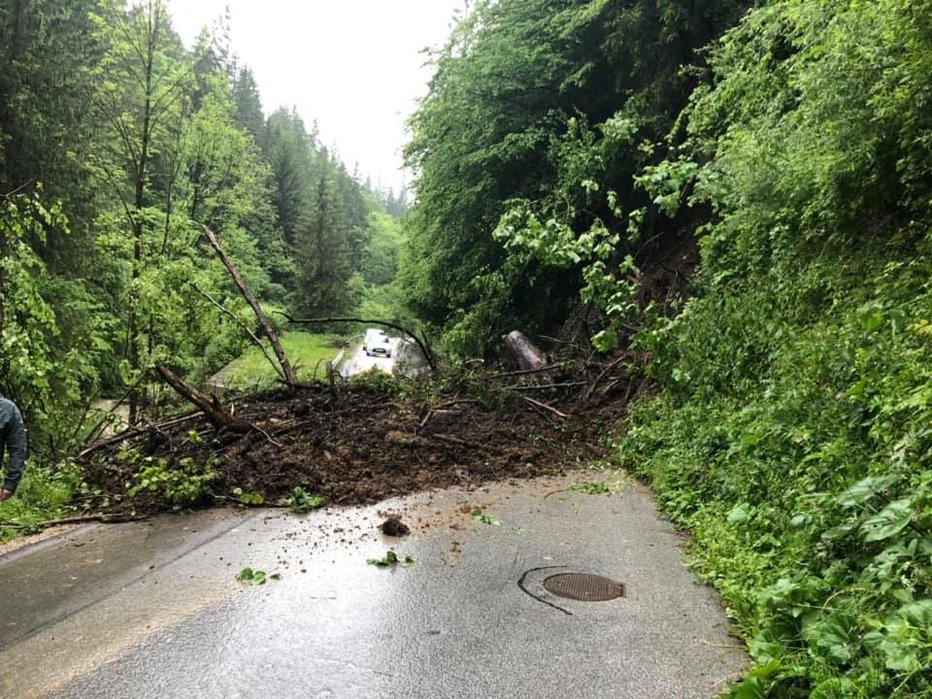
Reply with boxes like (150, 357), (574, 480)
(380, 517), (410, 537)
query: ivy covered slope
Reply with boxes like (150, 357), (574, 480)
(621, 1), (932, 696)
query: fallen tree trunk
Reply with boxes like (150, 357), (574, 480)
(77, 411), (202, 461)
(155, 362), (249, 432)
(503, 331), (547, 372)
(202, 226), (297, 386)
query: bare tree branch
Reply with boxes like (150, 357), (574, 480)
(190, 283), (284, 382)
(202, 226), (297, 385)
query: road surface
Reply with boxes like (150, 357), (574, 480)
(0, 472), (746, 698)
(339, 340), (397, 378)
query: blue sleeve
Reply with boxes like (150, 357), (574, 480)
(3, 405), (27, 493)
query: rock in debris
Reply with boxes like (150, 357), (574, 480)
(380, 516), (410, 537)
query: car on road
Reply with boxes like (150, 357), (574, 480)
(363, 328), (392, 358)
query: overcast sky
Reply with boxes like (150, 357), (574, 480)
(168, 1), (465, 192)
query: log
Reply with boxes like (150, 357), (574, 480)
(522, 396), (569, 419)
(202, 226), (297, 385)
(503, 331), (547, 372)
(155, 362), (249, 431)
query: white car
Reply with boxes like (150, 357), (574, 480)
(363, 328), (392, 358)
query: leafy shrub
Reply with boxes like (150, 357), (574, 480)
(127, 452), (218, 507)
(622, 252), (932, 696)
(619, 1), (932, 695)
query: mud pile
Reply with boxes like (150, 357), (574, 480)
(82, 381), (626, 512)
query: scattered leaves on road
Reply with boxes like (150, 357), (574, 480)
(471, 507), (502, 525)
(569, 481), (612, 494)
(367, 549), (415, 567)
(236, 567), (282, 585)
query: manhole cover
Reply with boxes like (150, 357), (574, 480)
(542, 573), (625, 601)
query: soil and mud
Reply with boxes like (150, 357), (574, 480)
(81, 377), (632, 514)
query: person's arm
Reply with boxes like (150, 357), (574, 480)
(1, 405), (27, 496)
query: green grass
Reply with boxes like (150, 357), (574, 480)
(211, 332), (345, 389)
(0, 465), (80, 541)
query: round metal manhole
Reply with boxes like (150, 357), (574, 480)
(542, 573), (625, 601)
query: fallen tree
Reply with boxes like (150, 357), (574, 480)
(155, 362), (249, 432)
(203, 225), (297, 386)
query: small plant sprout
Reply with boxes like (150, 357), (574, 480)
(286, 486), (325, 513)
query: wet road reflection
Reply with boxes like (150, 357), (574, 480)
(1, 473), (747, 699)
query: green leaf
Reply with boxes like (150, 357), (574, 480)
(835, 475), (899, 508)
(236, 567), (268, 585)
(860, 499), (913, 543)
(864, 312), (885, 333)
(471, 507), (501, 525)
(727, 660), (781, 698)
(287, 486), (325, 514)
(802, 613), (860, 664)
(727, 503), (753, 523)
(367, 550), (402, 567)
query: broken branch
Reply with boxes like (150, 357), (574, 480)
(202, 226), (296, 385)
(521, 396), (569, 419)
(155, 362), (250, 432)
(190, 283), (284, 382)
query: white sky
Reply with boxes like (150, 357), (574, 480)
(168, 0), (466, 193)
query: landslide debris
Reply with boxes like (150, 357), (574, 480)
(79, 377), (628, 514)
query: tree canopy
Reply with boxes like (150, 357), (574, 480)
(0, 0), (405, 448)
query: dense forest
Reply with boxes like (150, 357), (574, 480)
(2, 0), (931, 696)
(0, 0), (406, 447)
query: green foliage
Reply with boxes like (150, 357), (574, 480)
(361, 210), (403, 286)
(230, 487), (264, 507)
(619, 1), (932, 695)
(0, 192), (106, 451)
(569, 481), (611, 495)
(366, 550), (415, 567)
(236, 567), (281, 585)
(0, 0), (402, 491)
(0, 194), (65, 400)
(471, 507), (502, 526)
(286, 486), (325, 514)
(402, 0), (752, 355)
(126, 451), (218, 507)
(0, 464), (81, 540)
(293, 171), (353, 317)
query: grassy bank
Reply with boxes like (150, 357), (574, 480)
(0, 465), (80, 541)
(211, 331), (345, 390)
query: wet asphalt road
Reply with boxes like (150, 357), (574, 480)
(339, 341), (396, 378)
(0, 473), (747, 698)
